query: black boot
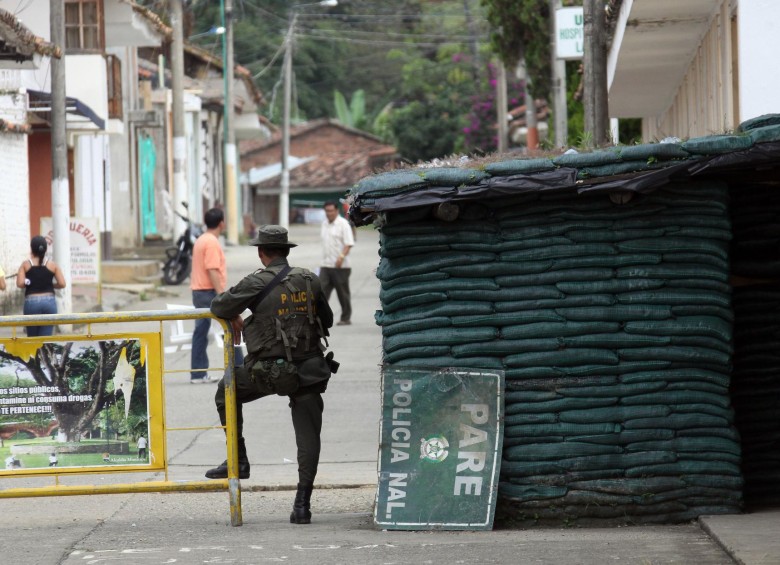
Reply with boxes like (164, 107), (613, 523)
(205, 438), (250, 479)
(290, 483), (313, 524)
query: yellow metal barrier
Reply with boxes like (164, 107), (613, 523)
(0, 309), (243, 526)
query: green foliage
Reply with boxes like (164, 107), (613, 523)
(480, 0), (552, 100)
(389, 98), (465, 162)
(333, 89), (367, 130)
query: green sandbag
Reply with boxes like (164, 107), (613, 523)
(504, 412), (557, 425)
(613, 215), (730, 230)
(620, 390), (732, 409)
(353, 169), (428, 196)
(383, 345), (451, 363)
(748, 124), (780, 144)
(550, 254), (662, 269)
(390, 356), (503, 369)
(553, 149), (621, 167)
(505, 348), (619, 368)
(498, 223), (573, 239)
(624, 316), (731, 342)
(498, 483), (567, 502)
(379, 244), (451, 258)
(561, 333), (670, 348)
(383, 327), (497, 353)
(381, 291), (446, 314)
(449, 287), (564, 302)
(375, 300), (493, 325)
(566, 429), (675, 446)
(484, 158), (556, 175)
(504, 442), (623, 462)
(556, 381), (666, 398)
(560, 404), (670, 424)
(738, 113), (780, 131)
(452, 338), (561, 357)
(615, 290), (731, 308)
(569, 360), (672, 376)
(556, 279), (666, 294)
(626, 437), (740, 456)
(381, 220), (500, 235)
(379, 277), (498, 304)
(625, 460), (742, 477)
(497, 268), (614, 287)
(376, 251), (497, 280)
(682, 474), (744, 489)
(505, 367), (566, 380)
(570, 476), (686, 495)
(555, 305), (673, 322)
(615, 237), (728, 260)
(623, 413), (730, 430)
(380, 271), (448, 289)
(414, 166), (489, 185)
(505, 396), (617, 415)
(503, 389), (561, 402)
(490, 236), (573, 250)
(380, 229), (500, 248)
(501, 243), (618, 262)
(577, 160), (657, 179)
(494, 294), (616, 314)
(452, 311), (562, 327)
(380, 316), (451, 336)
(565, 228), (668, 242)
(442, 261), (555, 277)
(619, 367), (729, 386)
(617, 346), (730, 366)
(665, 278), (732, 294)
(501, 321), (620, 340)
(619, 143), (690, 161)
(616, 264), (728, 282)
(670, 305), (734, 322)
(505, 422), (619, 438)
(682, 134), (753, 154)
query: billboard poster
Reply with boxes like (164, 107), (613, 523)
(0, 334), (164, 475)
(375, 366), (504, 530)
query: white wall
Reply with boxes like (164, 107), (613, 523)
(0, 71), (30, 295)
(738, 0), (780, 122)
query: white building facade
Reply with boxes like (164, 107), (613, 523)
(608, 0), (780, 140)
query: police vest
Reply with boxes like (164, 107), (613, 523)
(243, 266), (326, 362)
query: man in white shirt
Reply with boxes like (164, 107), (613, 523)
(320, 201), (355, 325)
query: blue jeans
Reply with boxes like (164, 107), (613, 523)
(191, 290), (244, 380)
(23, 295), (57, 337)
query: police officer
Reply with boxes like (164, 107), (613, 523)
(205, 225), (335, 525)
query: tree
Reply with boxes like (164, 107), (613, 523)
(0, 340), (146, 442)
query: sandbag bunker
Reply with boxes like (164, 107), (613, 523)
(350, 114), (780, 525)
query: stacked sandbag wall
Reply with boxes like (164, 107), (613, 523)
(730, 183), (780, 506)
(374, 181), (742, 525)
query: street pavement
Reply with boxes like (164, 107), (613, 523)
(1, 224), (779, 564)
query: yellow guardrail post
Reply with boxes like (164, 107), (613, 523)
(0, 309), (243, 526)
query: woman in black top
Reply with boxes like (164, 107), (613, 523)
(16, 235), (66, 336)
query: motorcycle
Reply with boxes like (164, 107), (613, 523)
(162, 202), (202, 285)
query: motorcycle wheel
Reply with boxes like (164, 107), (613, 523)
(162, 255), (191, 285)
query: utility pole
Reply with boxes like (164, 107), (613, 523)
(222, 0), (239, 244)
(279, 12), (295, 229)
(50, 0), (71, 315)
(583, 0), (609, 146)
(171, 0), (187, 237)
(550, 0), (568, 148)
(496, 58), (508, 153)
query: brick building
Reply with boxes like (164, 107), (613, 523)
(239, 119), (399, 225)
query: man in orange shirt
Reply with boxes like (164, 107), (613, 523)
(190, 208), (244, 382)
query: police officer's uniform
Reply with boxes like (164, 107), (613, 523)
(205, 226), (334, 524)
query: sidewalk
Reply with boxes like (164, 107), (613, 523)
(1, 224), (779, 564)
